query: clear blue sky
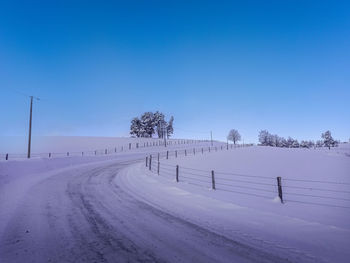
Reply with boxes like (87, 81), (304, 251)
(1, 0), (349, 143)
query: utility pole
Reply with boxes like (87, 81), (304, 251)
(27, 96), (33, 158)
(27, 95), (40, 159)
(210, 131), (213, 146)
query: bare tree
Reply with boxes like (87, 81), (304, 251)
(227, 129), (241, 145)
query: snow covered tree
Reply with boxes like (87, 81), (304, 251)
(321, 130), (334, 150)
(307, 140), (315, 148)
(257, 130), (317, 149)
(130, 111), (175, 138)
(167, 116), (174, 138)
(280, 137), (288, 147)
(286, 137), (299, 148)
(272, 134), (281, 147)
(130, 117), (142, 137)
(258, 130), (270, 146)
(300, 140), (309, 148)
(227, 129), (241, 145)
(153, 111), (167, 138)
(140, 112), (155, 138)
(316, 140), (323, 148)
(291, 139), (300, 148)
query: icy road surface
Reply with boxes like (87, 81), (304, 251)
(0, 157), (291, 263)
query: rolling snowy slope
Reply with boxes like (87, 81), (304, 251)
(0, 138), (349, 263)
(118, 144), (350, 263)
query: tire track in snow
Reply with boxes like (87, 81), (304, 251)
(1, 159), (294, 263)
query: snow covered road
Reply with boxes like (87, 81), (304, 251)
(0, 151), (304, 262)
(1, 157), (291, 263)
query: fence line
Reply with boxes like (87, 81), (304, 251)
(1, 139), (217, 161)
(144, 147), (350, 209)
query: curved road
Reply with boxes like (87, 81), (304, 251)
(0, 159), (291, 263)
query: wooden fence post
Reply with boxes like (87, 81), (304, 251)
(149, 155), (152, 171)
(129, 143), (131, 150)
(277, 177), (284, 203)
(146, 156), (148, 167)
(115, 147), (117, 152)
(6, 153), (8, 160)
(157, 161), (160, 175)
(166, 151), (169, 159)
(211, 170), (216, 190)
(49, 153), (51, 158)
(176, 165), (179, 182)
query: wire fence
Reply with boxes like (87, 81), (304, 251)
(144, 147), (350, 210)
(0, 139), (214, 160)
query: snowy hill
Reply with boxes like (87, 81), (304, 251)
(0, 139), (349, 263)
(119, 144), (350, 263)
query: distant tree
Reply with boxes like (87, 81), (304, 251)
(130, 117), (142, 137)
(258, 130), (318, 149)
(130, 111), (174, 138)
(140, 112), (155, 138)
(227, 129), (241, 145)
(286, 137), (299, 148)
(258, 130), (270, 146)
(272, 134), (281, 147)
(300, 140), (309, 148)
(291, 139), (300, 148)
(321, 130), (334, 150)
(280, 137), (288, 147)
(316, 140), (323, 148)
(153, 111), (166, 138)
(307, 140), (315, 148)
(286, 137), (293, 148)
(167, 116), (174, 138)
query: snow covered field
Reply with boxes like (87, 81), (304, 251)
(122, 144), (350, 263)
(0, 137), (349, 263)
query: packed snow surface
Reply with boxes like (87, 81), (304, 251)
(0, 137), (349, 263)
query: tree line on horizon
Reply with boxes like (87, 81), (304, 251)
(130, 111), (174, 138)
(258, 130), (338, 149)
(226, 129), (339, 149)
